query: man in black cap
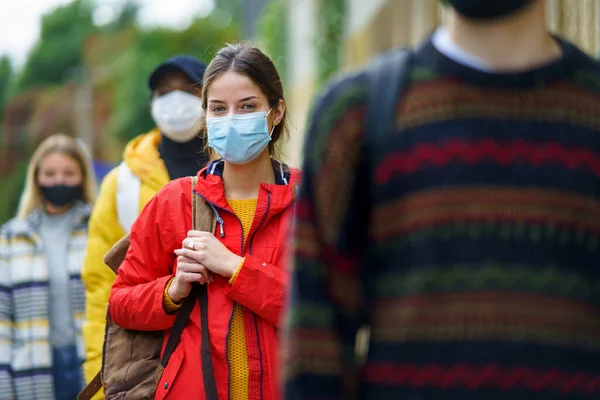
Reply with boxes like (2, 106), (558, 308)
(80, 55), (210, 398)
(149, 54), (210, 179)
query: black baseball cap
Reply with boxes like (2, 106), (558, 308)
(148, 55), (207, 91)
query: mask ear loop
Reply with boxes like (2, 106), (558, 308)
(279, 160), (288, 185)
(267, 108), (277, 137)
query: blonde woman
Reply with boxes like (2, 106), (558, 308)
(0, 134), (96, 400)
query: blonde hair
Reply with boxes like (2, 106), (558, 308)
(17, 134), (97, 219)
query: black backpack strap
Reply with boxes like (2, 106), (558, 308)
(160, 284), (217, 400)
(160, 175), (218, 399)
(80, 177), (218, 400)
(349, 49), (412, 371)
(365, 48), (412, 149)
(197, 283), (218, 399)
(160, 289), (196, 367)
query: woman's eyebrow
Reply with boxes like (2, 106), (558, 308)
(238, 96), (259, 102)
(208, 96), (259, 104)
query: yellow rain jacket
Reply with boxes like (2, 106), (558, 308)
(81, 129), (170, 398)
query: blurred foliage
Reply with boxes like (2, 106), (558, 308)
(17, 0), (96, 92)
(0, 56), (13, 124)
(105, 0), (139, 32)
(0, 161), (27, 226)
(214, 0), (243, 28)
(0, 0), (241, 224)
(105, 17), (239, 143)
(316, 0), (346, 86)
(256, 0), (288, 85)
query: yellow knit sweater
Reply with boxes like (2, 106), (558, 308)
(226, 198), (257, 400)
(163, 198), (257, 399)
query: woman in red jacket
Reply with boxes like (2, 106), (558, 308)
(109, 42), (299, 400)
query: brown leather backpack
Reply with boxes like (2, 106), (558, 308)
(79, 176), (218, 400)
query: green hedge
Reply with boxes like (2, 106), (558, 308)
(316, 0), (346, 86)
(257, 0), (346, 88)
(0, 160), (27, 225)
(256, 0), (289, 85)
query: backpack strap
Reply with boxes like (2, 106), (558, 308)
(160, 291), (196, 370)
(78, 372), (102, 400)
(116, 162), (141, 233)
(159, 176), (219, 400)
(346, 49), (412, 373)
(196, 275), (219, 399)
(192, 176), (219, 399)
(365, 48), (412, 150)
(79, 176), (217, 400)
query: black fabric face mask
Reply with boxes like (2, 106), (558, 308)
(445, 0), (534, 20)
(41, 185), (83, 207)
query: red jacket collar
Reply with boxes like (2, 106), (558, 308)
(193, 159), (301, 216)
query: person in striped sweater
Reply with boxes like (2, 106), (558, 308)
(285, 0), (600, 399)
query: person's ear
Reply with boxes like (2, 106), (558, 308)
(272, 99), (286, 127)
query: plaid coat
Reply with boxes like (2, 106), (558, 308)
(0, 202), (90, 399)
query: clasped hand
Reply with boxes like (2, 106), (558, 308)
(167, 230), (243, 303)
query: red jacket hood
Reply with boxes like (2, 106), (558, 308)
(194, 159), (301, 216)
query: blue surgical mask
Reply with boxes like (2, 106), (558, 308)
(207, 110), (273, 164)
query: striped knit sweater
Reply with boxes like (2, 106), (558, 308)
(285, 36), (600, 399)
(0, 202), (90, 400)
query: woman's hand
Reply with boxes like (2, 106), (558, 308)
(175, 230), (243, 279)
(168, 254), (213, 304)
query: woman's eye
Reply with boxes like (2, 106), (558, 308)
(211, 106), (225, 113)
(241, 103), (256, 110)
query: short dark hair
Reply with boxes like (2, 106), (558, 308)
(202, 42), (287, 158)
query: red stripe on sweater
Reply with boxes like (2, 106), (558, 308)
(374, 139), (600, 185)
(363, 363), (600, 394)
(294, 200), (312, 219)
(322, 247), (361, 274)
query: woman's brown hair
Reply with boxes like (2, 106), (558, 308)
(202, 42), (287, 159)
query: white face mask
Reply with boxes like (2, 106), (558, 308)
(151, 90), (205, 143)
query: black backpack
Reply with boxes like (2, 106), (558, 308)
(352, 48), (413, 367)
(366, 48), (412, 151)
